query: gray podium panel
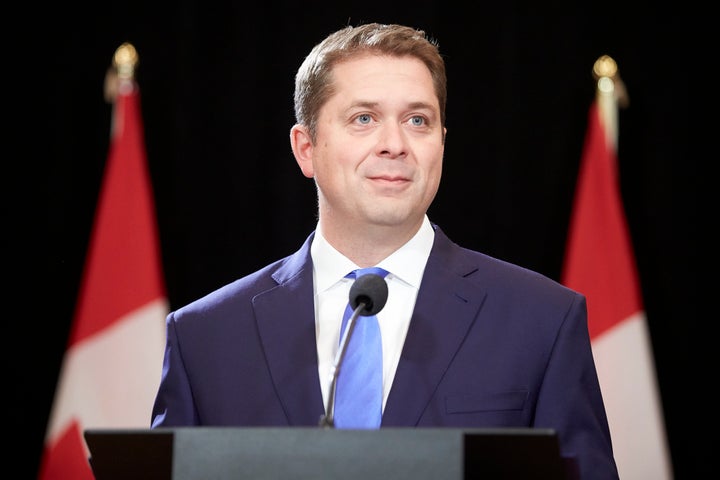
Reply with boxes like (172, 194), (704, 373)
(85, 427), (573, 479)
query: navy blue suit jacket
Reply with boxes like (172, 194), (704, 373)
(151, 225), (618, 479)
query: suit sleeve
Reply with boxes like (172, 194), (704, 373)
(534, 292), (618, 480)
(150, 311), (200, 427)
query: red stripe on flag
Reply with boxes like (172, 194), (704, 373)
(561, 100), (642, 339)
(38, 421), (94, 480)
(69, 85), (165, 347)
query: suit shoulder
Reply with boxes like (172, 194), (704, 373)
(435, 230), (582, 302)
(477, 249), (577, 295)
(173, 255), (294, 317)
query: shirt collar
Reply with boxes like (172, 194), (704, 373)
(311, 215), (435, 292)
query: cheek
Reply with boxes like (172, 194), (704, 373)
(422, 145), (444, 177)
(311, 148), (347, 188)
(318, 139), (365, 173)
(421, 150), (444, 197)
(427, 162), (443, 194)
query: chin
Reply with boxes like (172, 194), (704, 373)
(366, 207), (416, 227)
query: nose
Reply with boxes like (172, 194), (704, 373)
(376, 123), (407, 159)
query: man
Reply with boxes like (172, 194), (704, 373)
(151, 22), (618, 479)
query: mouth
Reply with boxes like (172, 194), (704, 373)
(366, 175), (411, 195)
(368, 175), (410, 184)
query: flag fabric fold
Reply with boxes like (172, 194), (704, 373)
(38, 55), (167, 480)
(561, 63), (673, 479)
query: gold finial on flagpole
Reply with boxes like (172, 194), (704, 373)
(593, 54), (618, 79)
(104, 42), (139, 103)
(592, 54), (629, 108)
(592, 55), (629, 150)
(113, 42), (139, 81)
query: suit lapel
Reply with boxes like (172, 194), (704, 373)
(382, 228), (487, 426)
(253, 234), (326, 425)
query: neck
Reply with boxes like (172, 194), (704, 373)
(319, 216), (424, 267)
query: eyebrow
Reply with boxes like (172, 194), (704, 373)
(349, 100), (379, 109)
(349, 100), (437, 111)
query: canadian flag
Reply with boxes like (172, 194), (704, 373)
(38, 44), (167, 479)
(561, 57), (673, 479)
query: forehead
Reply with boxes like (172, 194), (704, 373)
(329, 54), (436, 102)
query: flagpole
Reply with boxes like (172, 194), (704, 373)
(104, 42), (139, 103)
(592, 54), (629, 150)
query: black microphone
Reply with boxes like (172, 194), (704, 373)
(319, 273), (389, 428)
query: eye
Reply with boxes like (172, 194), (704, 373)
(356, 113), (372, 125)
(409, 115), (426, 126)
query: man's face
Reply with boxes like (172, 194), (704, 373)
(297, 54), (445, 234)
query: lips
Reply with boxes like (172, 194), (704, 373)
(368, 173), (410, 182)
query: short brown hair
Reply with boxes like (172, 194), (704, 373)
(293, 23), (447, 142)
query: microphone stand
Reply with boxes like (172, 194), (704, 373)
(319, 302), (366, 428)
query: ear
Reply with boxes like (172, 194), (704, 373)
(290, 124), (314, 178)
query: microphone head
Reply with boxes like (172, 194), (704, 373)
(349, 273), (389, 316)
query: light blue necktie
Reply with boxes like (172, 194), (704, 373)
(334, 267), (389, 429)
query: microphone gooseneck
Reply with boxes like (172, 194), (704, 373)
(319, 273), (389, 428)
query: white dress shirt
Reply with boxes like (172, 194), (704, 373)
(311, 215), (435, 412)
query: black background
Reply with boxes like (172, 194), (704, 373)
(14, 2), (708, 478)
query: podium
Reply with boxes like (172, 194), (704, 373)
(85, 427), (576, 479)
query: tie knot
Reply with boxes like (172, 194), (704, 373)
(348, 267), (389, 279)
